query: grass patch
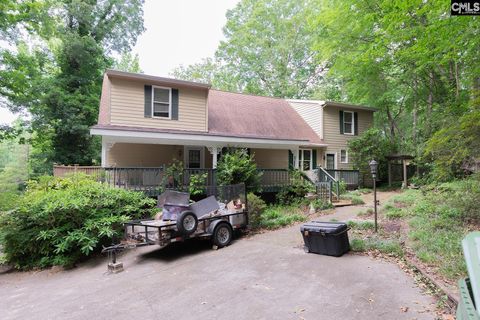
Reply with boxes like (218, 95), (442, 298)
(340, 191), (365, 205)
(258, 206), (307, 229)
(347, 220), (375, 230)
(350, 237), (403, 257)
(382, 178), (480, 281)
(358, 188), (372, 194)
(357, 208), (374, 218)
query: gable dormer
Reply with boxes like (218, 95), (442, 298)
(98, 69), (210, 132)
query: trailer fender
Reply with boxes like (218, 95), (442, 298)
(207, 219), (231, 235)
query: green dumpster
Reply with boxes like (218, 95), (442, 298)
(457, 232), (480, 319)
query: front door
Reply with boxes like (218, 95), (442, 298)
(326, 153), (335, 170)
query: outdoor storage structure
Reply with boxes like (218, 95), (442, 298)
(301, 221), (350, 257)
(457, 232), (480, 320)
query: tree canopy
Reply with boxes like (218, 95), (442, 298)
(0, 0), (145, 174)
(172, 0), (480, 180)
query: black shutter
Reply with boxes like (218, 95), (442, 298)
(171, 89), (179, 120)
(354, 112), (358, 135)
(144, 85), (152, 117)
(312, 149), (317, 169)
(288, 150), (293, 169)
(339, 110), (344, 134)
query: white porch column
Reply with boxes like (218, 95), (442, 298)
(101, 138), (114, 167)
(290, 148), (300, 169)
(207, 146), (221, 168)
(101, 139), (107, 167)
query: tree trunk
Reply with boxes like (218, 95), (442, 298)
(386, 106), (396, 141)
(426, 71), (434, 136)
(413, 76), (418, 145)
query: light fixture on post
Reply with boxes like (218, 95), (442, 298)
(369, 159), (378, 233)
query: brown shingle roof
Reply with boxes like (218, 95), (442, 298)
(207, 90), (324, 145)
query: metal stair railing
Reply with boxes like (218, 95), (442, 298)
(317, 167), (340, 201)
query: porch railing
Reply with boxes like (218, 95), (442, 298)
(52, 165), (358, 200)
(104, 167), (165, 196)
(183, 168), (216, 186)
(326, 169), (359, 187)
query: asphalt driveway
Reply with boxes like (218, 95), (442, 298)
(0, 215), (437, 320)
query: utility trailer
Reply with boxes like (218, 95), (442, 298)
(102, 184), (248, 271)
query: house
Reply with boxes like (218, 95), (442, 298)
(89, 69), (375, 190)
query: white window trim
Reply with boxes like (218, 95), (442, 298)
(343, 111), (354, 135)
(325, 153), (336, 170)
(152, 85), (172, 120)
(184, 146), (205, 169)
(340, 149), (348, 163)
(299, 148), (313, 171)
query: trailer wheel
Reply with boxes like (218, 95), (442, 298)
(212, 222), (233, 248)
(176, 211), (198, 235)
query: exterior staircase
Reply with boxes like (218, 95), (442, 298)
(304, 168), (340, 203)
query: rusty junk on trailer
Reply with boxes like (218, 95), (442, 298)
(102, 184), (248, 272)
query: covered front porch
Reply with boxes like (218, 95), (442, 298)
(100, 141), (325, 193)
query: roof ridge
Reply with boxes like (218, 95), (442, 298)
(209, 89), (286, 101)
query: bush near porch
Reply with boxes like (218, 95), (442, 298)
(216, 149), (261, 192)
(0, 174), (157, 269)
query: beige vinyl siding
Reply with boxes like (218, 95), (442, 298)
(323, 106), (374, 170)
(251, 149), (289, 169)
(288, 101), (323, 139)
(109, 78), (208, 132)
(107, 143), (183, 167)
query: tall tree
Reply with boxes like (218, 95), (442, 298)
(113, 52), (142, 73)
(311, 0), (479, 156)
(173, 0), (325, 98)
(1, 0), (145, 172)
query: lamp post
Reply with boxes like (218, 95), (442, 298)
(369, 160), (378, 233)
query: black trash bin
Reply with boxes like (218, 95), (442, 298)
(300, 221), (350, 257)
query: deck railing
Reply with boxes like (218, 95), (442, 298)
(53, 165), (357, 199)
(183, 168), (216, 186)
(326, 169), (359, 187)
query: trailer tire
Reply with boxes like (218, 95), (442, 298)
(176, 211), (198, 235)
(212, 222), (233, 248)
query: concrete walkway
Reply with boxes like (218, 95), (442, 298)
(0, 191), (437, 320)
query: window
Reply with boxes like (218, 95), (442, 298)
(299, 149), (312, 171)
(152, 86), (171, 118)
(340, 150), (348, 163)
(184, 146), (204, 169)
(343, 111), (354, 135)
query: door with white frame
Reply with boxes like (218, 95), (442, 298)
(325, 153), (336, 170)
(184, 146), (204, 169)
(299, 149), (312, 171)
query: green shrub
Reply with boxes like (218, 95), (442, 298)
(276, 170), (315, 205)
(247, 193), (267, 228)
(188, 172), (208, 195)
(216, 149), (261, 192)
(350, 195), (365, 205)
(312, 198), (333, 211)
(162, 159), (184, 189)
(338, 180), (347, 195)
(0, 174), (157, 269)
(0, 191), (20, 211)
